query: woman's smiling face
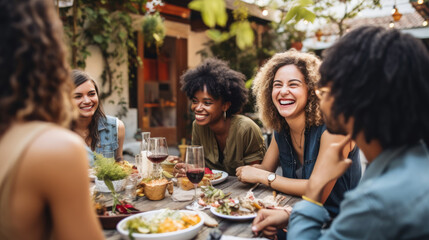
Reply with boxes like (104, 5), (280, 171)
(73, 80), (99, 119)
(271, 64), (308, 120)
(190, 86), (229, 126)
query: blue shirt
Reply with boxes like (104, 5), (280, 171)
(275, 125), (361, 217)
(86, 115), (119, 166)
(288, 140), (429, 239)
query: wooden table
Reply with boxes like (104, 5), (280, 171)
(102, 176), (301, 239)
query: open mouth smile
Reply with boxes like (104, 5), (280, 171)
(80, 105), (94, 110)
(195, 114), (207, 121)
(279, 99), (295, 105)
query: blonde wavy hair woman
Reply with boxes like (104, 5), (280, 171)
(237, 50), (361, 238)
(0, 0), (103, 239)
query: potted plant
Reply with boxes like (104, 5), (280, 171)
(142, 12), (165, 51)
(94, 153), (131, 192)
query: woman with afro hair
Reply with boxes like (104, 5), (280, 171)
(178, 58), (266, 176)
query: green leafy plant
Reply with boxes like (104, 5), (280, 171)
(94, 152), (131, 213)
(142, 12), (166, 51)
(190, 0), (254, 50)
(94, 152), (130, 181)
(60, 0), (151, 118)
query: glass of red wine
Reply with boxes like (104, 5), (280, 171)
(146, 137), (169, 179)
(185, 145), (205, 210)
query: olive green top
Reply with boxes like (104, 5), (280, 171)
(192, 115), (266, 176)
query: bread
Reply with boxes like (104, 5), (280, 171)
(197, 211), (218, 227)
(178, 177), (210, 191)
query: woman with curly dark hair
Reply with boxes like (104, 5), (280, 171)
(177, 58), (266, 176)
(71, 69), (125, 164)
(0, 0), (103, 239)
(236, 50), (361, 229)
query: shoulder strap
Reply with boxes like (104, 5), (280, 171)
(0, 121), (54, 239)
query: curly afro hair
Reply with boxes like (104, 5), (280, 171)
(252, 49), (322, 132)
(319, 26), (429, 148)
(180, 58), (248, 117)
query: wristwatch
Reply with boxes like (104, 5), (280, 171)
(267, 173), (276, 187)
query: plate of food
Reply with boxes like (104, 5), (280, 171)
(177, 169), (228, 191)
(116, 209), (203, 240)
(207, 169), (228, 185)
(209, 198), (257, 221)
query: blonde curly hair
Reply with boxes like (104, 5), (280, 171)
(252, 49), (322, 132)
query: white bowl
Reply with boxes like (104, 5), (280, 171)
(95, 178), (126, 192)
(116, 209), (204, 240)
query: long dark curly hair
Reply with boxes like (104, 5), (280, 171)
(180, 58), (248, 117)
(71, 70), (106, 151)
(0, 0), (75, 136)
(252, 49), (322, 132)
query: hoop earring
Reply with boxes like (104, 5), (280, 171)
(224, 111), (227, 120)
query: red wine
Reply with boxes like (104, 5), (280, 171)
(186, 169), (205, 184)
(147, 154), (168, 163)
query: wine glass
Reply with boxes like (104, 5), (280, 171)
(185, 145), (205, 210)
(146, 137), (168, 179)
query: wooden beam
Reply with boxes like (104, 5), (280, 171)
(155, 3), (191, 19)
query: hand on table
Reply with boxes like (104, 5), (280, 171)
(173, 162), (186, 178)
(252, 207), (293, 239)
(236, 165), (268, 184)
(167, 155), (180, 163)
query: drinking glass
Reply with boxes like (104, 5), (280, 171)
(140, 132), (150, 152)
(138, 132), (151, 177)
(185, 145), (205, 210)
(146, 137), (168, 179)
(101, 150), (114, 159)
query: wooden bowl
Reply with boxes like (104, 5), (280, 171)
(98, 206), (141, 229)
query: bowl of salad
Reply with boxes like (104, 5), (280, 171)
(116, 209), (204, 240)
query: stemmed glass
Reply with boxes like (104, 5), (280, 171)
(146, 137), (168, 179)
(185, 145), (205, 210)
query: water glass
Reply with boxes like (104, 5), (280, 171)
(101, 150), (114, 159)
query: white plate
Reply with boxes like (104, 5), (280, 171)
(210, 206), (256, 221)
(117, 209), (204, 240)
(210, 170), (228, 185)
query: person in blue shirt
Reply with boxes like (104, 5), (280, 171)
(252, 26), (429, 239)
(236, 50), (361, 230)
(71, 70), (125, 165)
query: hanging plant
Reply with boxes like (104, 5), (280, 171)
(142, 12), (166, 52)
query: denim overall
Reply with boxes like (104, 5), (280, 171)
(86, 115), (119, 166)
(275, 124), (361, 217)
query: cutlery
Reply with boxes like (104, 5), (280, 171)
(249, 182), (260, 192)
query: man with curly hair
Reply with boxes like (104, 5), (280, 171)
(237, 50), (361, 230)
(0, 0), (103, 239)
(177, 58), (266, 176)
(254, 26), (429, 239)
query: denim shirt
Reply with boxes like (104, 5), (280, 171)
(275, 124), (361, 217)
(288, 140), (429, 240)
(86, 115), (119, 166)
